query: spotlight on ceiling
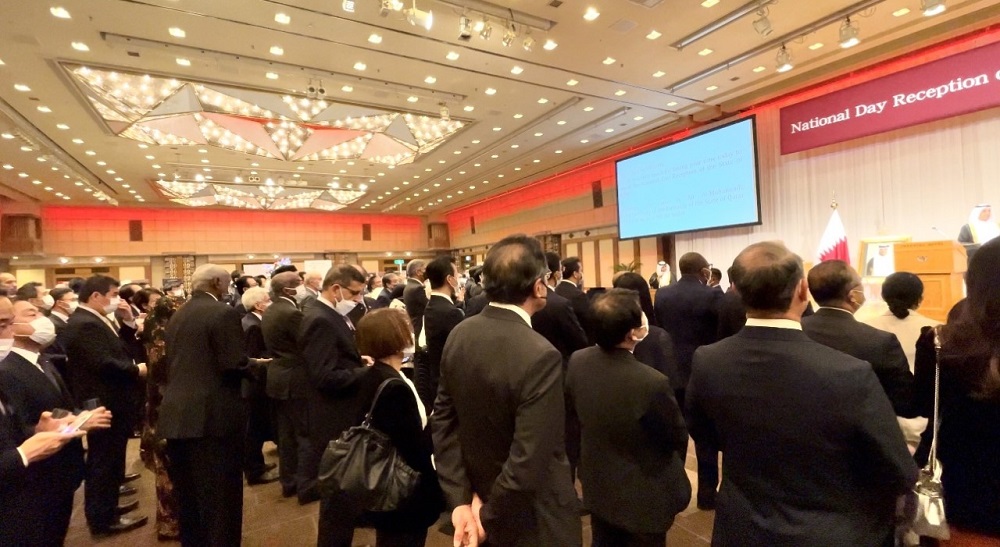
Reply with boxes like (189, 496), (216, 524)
(459, 15), (472, 40)
(839, 17), (860, 48)
(523, 34), (536, 52)
(921, 0), (946, 16)
(752, 9), (772, 36)
(480, 19), (493, 40)
(775, 45), (793, 73)
(379, 0), (402, 17)
(439, 103), (450, 121)
(404, 1), (433, 30)
(502, 24), (516, 47)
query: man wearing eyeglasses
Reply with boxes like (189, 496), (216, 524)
(801, 260), (915, 417)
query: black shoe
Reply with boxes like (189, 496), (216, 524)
(697, 495), (717, 511)
(297, 488), (320, 505)
(281, 485), (297, 498)
(91, 515), (149, 536)
(247, 468), (280, 485)
(117, 499), (139, 515)
(119, 485), (137, 497)
(123, 472), (141, 484)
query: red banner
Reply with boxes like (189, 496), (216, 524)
(780, 40), (1000, 154)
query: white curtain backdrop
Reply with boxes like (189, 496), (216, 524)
(675, 105), (1000, 272)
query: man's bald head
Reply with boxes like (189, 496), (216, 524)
(678, 252), (710, 276)
(270, 271), (302, 296)
(731, 241), (806, 315)
(191, 264), (231, 297)
(0, 296), (13, 337)
(807, 260), (861, 308)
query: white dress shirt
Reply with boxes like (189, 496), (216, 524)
(10, 347), (43, 374)
(487, 302), (532, 327)
(744, 318), (803, 330)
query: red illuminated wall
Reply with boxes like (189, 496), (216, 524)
(42, 206), (426, 256)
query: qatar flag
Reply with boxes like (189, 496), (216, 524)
(816, 209), (850, 263)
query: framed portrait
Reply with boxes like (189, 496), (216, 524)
(858, 236), (911, 279)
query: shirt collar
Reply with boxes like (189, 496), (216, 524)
(558, 279), (578, 288)
(50, 310), (69, 322)
(279, 295), (297, 306)
(252, 311), (263, 320)
(430, 291), (454, 304)
(317, 295), (336, 311)
(10, 347), (42, 371)
(488, 302), (532, 327)
(818, 306), (855, 316)
(196, 291), (219, 301)
(744, 318), (802, 331)
(79, 304), (109, 321)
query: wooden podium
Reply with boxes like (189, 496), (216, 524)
(894, 241), (966, 322)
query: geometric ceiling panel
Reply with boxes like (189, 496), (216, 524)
(152, 173), (366, 211)
(63, 63), (465, 166)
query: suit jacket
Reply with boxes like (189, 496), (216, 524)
(566, 346), (690, 533)
(345, 296), (378, 328)
(261, 297), (307, 400)
(417, 294), (464, 409)
(0, 397), (32, 546)
(298, 299), (365, 455)
(431, 305), (580, 547)
(374, 288), (393, 310)
(43, 312), (71, 383)
(64, 307), (139, 422)
(555, 280), (594, 345)
(403, 278), (429, 339)
(633, 325), (683, 392)
(653, 275), (722, 389)
(687, 327), (917, 547)
(802, 308), (915, 417)
(159, 292), (248, 439)
(241, 312), (268, 398)
(463, 293), (489, 318)
(532, 287), (588, 365)
(716, 290), (747, 340)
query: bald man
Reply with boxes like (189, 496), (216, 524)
(0, 273), (17, 297)
(160, 265), (250, 546)
(296, 272), (322, 310)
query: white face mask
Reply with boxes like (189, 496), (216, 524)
(334, 288), (359, 316)
(171, 288), (185, 298)
(16, 316), (57, 347)
(65, 300), (79, 314)
(0, 337), (13, 360)
(104, 296), (121, 314)
(632, 312), (650, 343)
(40, 294), (55, 310)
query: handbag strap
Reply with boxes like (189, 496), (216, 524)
(362, 377), (406, 427)
(928, 326), (944, 473)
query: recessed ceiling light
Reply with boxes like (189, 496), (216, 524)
(37, 106), (52, 113)
(269, 45), (284, 56)
(145, 155), (155, 160)
(510, 66), (524, 75)
(603, 57), (616, 65)
(446, 51), (460, 60)
(583, 7), (600, 21)
(809, 42), (824, 50)
(407, 96), (418, 102)
(198, 148), (208, 154)
(893, 7), (911, 16)
(605, 128), (615, 133)
(513, 113), (523, 119)
(566, 79), (579, 86)
(176, 57), (191, 66)
(368, 33), (383, 44)
(18, 173), (28, 178)
(275, 12), (291, 24)
(168, 27), (186, 38)
(614, 90), (626, 96)
(95, 160), (106, 166)
(532, 159), (540, 163)
(50, 6), (71, 19)
(555, 150), (563, 154)
(341, 85), (354, 92)
(485, 88), (497, 95)
(138, 143), (148, 149)
(1, 164), (11, 170)
(106, 169), (116, 174)
(583, 106), (594, 112)
(471, 140), (480, 144)
(646, 30), (662, 40)
(706, 85), (718, 91)
(557, 120), (566, 125)
(534, 132), (543, 137)
(353, 61), (367, 71)
(538, 98), (549, 104)
(114, 176), (123, 181)
(543, 39), (558, 51)
(71, 41), (90, 51)
(652, 71), (666, 78)
(633, 116), (644, 121)
(0, 133), (12, 139)
(56, 123), (69, 130)
(13, 83), (30, 92)
(463, 105), (474, 112)
(424, 75), (436, 84)
(19, 145), (32, 152)
(580, 139), (589, 143)
(491, 154), (499, 158)
(701, 0), (720, 7)
(200, 158), (209, 163)
(72, 138), (83, 144)
(698, 48), (713, 56)
(492, 127), (501, 131)
(265, 72), (279, 80)
(667, 101), (678, 106)
(752, 65), (767, 73)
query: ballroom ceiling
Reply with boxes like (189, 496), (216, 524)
(0, 0), (998, 213)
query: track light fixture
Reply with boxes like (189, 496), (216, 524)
(379, 0), (392, 17)
(404, 0), (433, 30)
(523, 33), (535, 52)
(502, 22), (516, 47)
(459, 15), (472, 40)
(839, 17), (860, 48)
(439, 103), (450, 121)
(752, 8), (773, 36)
(775, 45), (793, 73)
(480, 18), (493, 40)
(921, 0), (946, 16)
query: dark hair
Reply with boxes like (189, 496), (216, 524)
(806, 260), (857, 307)
(323, 264), (366, 290)
(68, 277), (85, 295)
(270, 272), (300, 296)
(544, 252), (561, 282)
(272, 264), (298, 276)
(254, 275), (267, 288)
(390, 283), (405, 300)
(231, 270), (241, 281)
(366, 273), (378, 292)
(15, 282), (43, 302)
(942, 238), (1000, 399)
(560, 257), (581, 279)
(727, 265), (741, 287)
(235, 275), (255, 296)
(731, 242), (804, 313)
(483, 234), (547, 305)
(710, 268), (722, 282)
(381, 272), (398, 288)
(882, 272), (923, 319)
(50, 287), (74, 303)
(80, 275), (120, 304)
(426, 255), (456, 289)
(469, 266), (483, 284)
(357, 308), (413, 361)
(133, 288), (164, 312)
(678, 252), (709, 275)
(591, 289), (642, 350)
(118, 283), (140, 303)
(612, 272), (655, 327)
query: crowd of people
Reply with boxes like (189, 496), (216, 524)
(0, 234), (998, 547)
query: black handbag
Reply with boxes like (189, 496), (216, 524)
(317, 378), (421, 512)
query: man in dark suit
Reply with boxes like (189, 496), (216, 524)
(239, 287), (279, 486)
(687, 242), (917, 547)
(0, 297), (115, 544)
(298, 264), (368, 544)
(65, 275), (149, 535)
(566, 289), (690, 546)
(417, 255), (465, 409)
(432, 235), (581, 547)
(717, 267), (748, 340)
(160, 265), (249, 546)
(653, 251), (722, 508)
(463, 291), (490, 317)
(556, 256), (595, 345)
(43, 287), (76, 383)
(261, 271), (314, 503)
(801, 260), (915, 417)
(373, 272), (400, 309)
(402, 259), (428, 339)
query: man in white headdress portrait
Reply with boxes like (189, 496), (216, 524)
(958, 204), (1000, 244)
